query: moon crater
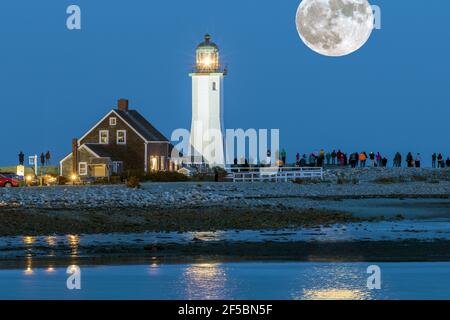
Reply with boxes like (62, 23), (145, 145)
(296, 0), (374, 57)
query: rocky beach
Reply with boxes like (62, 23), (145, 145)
(1, 167), (450, 212)
(0, 168), (450, 265)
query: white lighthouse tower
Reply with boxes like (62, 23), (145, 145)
(189, 34), (226, 167)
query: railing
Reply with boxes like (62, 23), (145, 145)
(226, 167), (324, 183)
(190, 64), (228, 74)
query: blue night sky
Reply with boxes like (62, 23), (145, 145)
(0, 0), (449, 165)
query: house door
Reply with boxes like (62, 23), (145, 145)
(112, 161), (123, 174)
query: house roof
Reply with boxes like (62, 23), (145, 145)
(115, 109), (169, 142)
(83, 144), (122, 161)
(59, 143), (120, 164)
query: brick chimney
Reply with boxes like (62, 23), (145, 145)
(118, 99), (129, 112)
(72, 138), (78, 175)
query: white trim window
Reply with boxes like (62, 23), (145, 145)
(99, 130), (109, 144)
(109, 117), (117, 126)
(117, 130), (127, 145)
(79, 162), (88, 176)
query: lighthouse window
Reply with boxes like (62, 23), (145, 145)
(212, 82), (217, 91)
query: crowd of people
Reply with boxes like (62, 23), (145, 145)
(291, 149), (450, 169)
(232, 149), (450, 169)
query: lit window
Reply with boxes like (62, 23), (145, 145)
(150, 156), (158, 171)
(99, 130), (109, 144)
(109, 117), (117, 126)
(117, 130), (126, 145)
(161, 156), (166, 171)
(79, 162), (88, 176)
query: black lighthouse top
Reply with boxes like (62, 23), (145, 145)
(197, 34), (219, 50)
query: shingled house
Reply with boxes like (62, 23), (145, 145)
(60, 99), (177, 178)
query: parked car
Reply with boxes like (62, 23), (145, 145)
(0, 173), (19, 187)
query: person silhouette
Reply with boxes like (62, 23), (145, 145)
(45, 151), (51, 165)
(18, 151), (25, 165)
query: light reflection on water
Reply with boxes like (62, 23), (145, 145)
(24, 257), (33, 276)
(147, 257), (159, 275)
(23, 236), (35, 246)
(46, 267), (55, 273)
(20, 234), (80, 275)
(2, 262), (448, 300)
(189, 231), (224, 242)
(182, 263), (230, 300)
(67, 235), (79, 257)
(302, 288), (368, 300)
(22, 236), (35, 276)
(46, 236), (57, 247)
(295, 264), (371, 300)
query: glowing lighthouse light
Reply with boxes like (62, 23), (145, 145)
(201, 56), (212, 67)
(190, 34), (226, 167)
(195, 34), (220, 72)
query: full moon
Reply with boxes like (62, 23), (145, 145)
(296, 0), (374, 57)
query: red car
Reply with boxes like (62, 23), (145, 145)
(0, 174), (19, 187)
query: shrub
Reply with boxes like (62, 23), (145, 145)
(126, 176), (141, 188)
(191, 173), (216, 181)
(110, 175), (123, 184)
(212, 166), (228, 180)
(93, 177), (110, 185)
(58, 176), (68, 185)
(121, 170), (145, 180)
(143, 171), (189, 182)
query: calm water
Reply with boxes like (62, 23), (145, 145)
(0, 262), (449, 300)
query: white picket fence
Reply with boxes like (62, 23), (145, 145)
(227, 167), (323, 182)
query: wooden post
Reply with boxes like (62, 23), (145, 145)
(72, 138), (78, 176)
